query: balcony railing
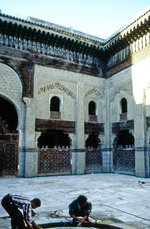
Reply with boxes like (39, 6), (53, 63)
(50, 111), (61, 119)
(120, 112), (127, 121)
(89, 115), (97, 122)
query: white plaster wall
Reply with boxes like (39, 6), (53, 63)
(107, 57), (150, 148)
(131, 57), (150, 105)
(145, 88), (150, 116)
(107, 67), (135, 123)
(34, 65), (105, 123)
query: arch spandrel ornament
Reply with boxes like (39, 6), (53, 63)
(110, 87), (133, 103)
(85, 87), (104, 99)
(0, 63), (23, 102)
(37, 81), (76, 100)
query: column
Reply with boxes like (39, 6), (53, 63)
(23, 97), (38, 177)
(72, 82), (85, 174)
(102, 86), (113, 172)
(134, 92), (148, 177)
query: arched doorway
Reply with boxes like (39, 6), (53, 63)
(85, 132), (100, 149)
(37, 130), (71, 148)
(113, 130), (135, 175)
(85, 133), (102, 174)
(116, 130), (134, 148)
(0, 96), (19, 176)
(37, 130), (71, 175)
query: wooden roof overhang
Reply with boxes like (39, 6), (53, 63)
(104, 13), (150, 57)
(1, 9), (150, 61)
(0, 16), (106, 59)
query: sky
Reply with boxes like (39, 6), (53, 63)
(0, 0), (150, 39)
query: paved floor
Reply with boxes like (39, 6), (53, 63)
(0, 174), (150, 229)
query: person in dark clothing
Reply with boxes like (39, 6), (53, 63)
(69, 195), (92, 227)
(1, 193), (42, 229)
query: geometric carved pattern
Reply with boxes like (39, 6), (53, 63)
(38, 148), (71, 175)
(113, 149), (135, 175)
(110, 87), (132, 103)
(5, 143), (17, 175)
(85, 88), (104, 99)
(0, 119), (18, 177)
(0, 142), (18, 176)
(86, 149), (102, 173)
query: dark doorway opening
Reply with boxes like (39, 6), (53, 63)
(0, 96), (18, 177)
(115, 130), (134, 148)
(85, 132), (100, 149)
(38, 130), (71, 148)
(0, 96), (18, 132)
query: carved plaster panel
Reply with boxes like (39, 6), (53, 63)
(110, 86), (132, 103)
(85, 87), (104, 99)
(38, 81), (76, 100)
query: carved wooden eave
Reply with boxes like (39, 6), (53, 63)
(104, 7), (150, 56)
(0, 13), (105, 58)
(85, 122), (104, 135)
(0, 7), (150, 60)
(112, 120), (134, 134)
(35, 118), (75, 134)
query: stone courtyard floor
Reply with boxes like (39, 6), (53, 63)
(0, 173), (150, 229)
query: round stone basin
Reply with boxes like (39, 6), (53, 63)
(39, 222), (122, 229)
(43, 227), (121, 229)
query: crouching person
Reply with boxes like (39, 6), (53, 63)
(1, 193), (42, 229)
(69, 195), (92, 227)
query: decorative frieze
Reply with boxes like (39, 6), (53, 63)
(85, 87), (104, 99)
(38, 81), (76, 100)
(110, 87), (132, 103)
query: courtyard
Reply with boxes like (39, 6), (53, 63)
(0, 174), (150, 228)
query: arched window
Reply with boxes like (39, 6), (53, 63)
(89, 101), (96, 115)
(120, 98), (127, 114)
(50, 96), (60, 112)
(50, 96), (61, 119)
